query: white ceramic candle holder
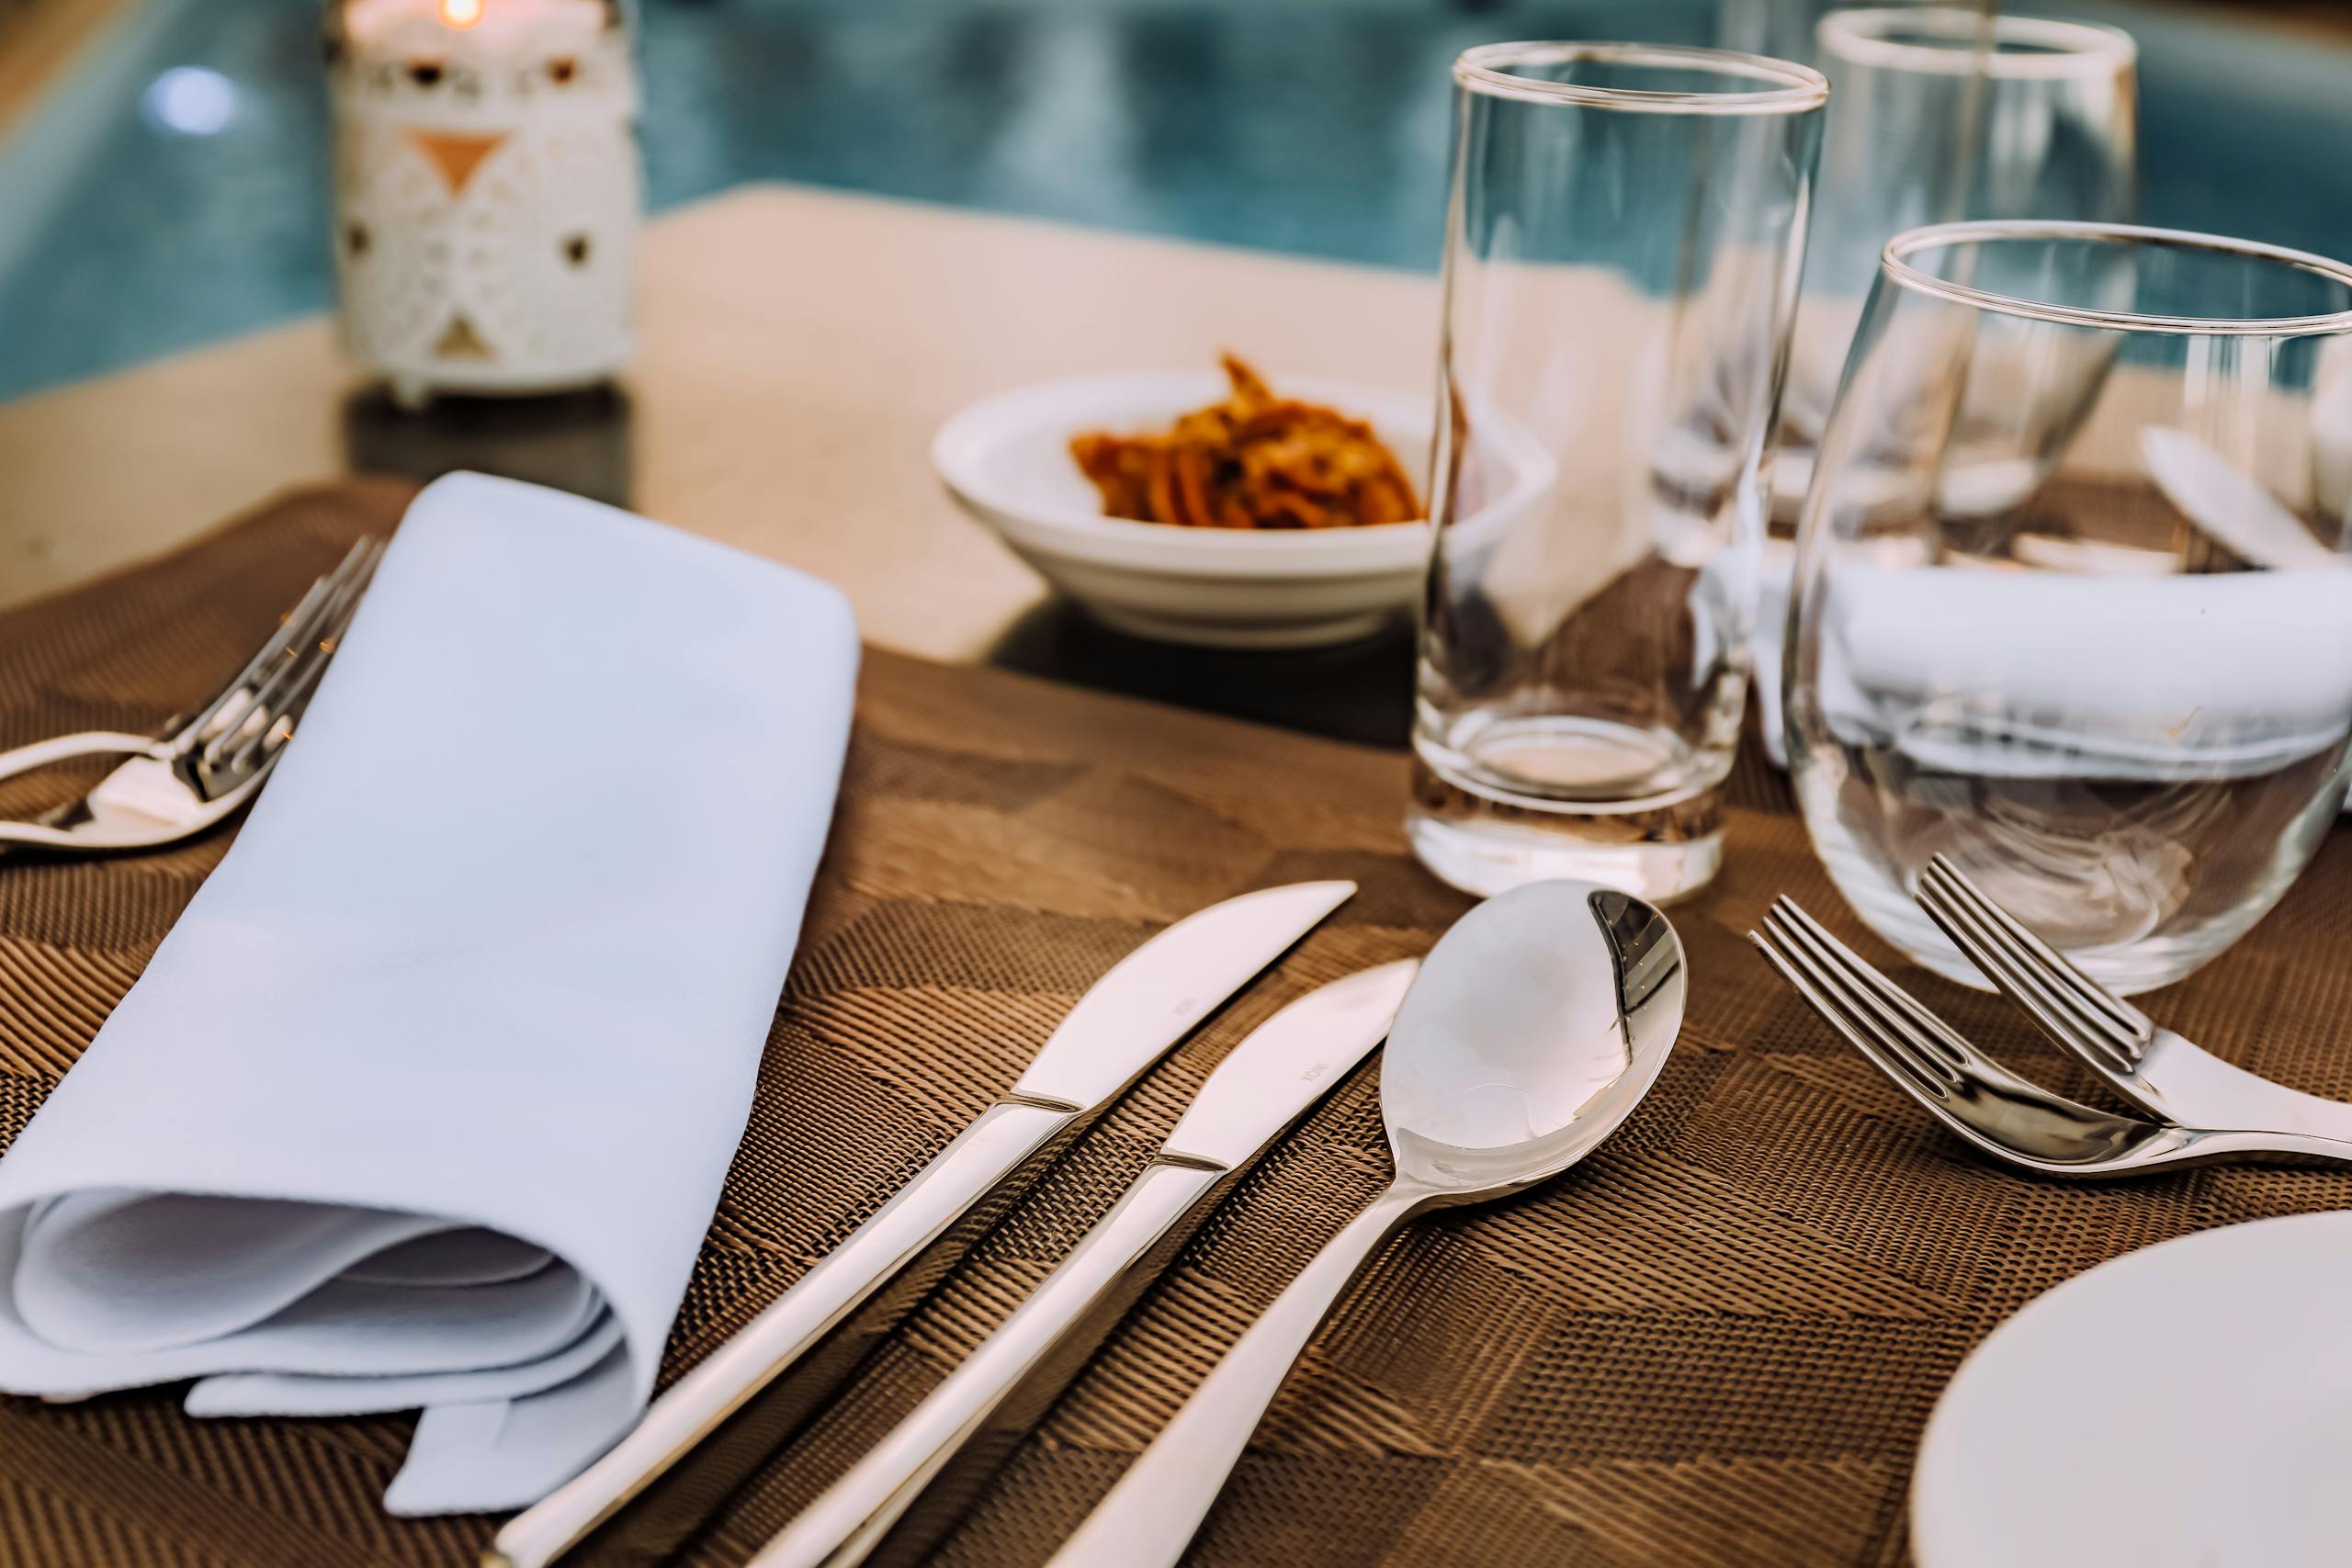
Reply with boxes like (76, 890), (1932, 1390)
(328, 0), (639, 407)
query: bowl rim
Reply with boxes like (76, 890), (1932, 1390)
(935, 368), (1571, 581)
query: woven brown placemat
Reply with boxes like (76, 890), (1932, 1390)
(4, 482), (2351, 1568)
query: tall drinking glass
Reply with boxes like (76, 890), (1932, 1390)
(1777, 8), (2137, 516)
(1409, 42), (1827, 900)
(1716, 0), (1992, 71)
(1788, 221), (2352, 995)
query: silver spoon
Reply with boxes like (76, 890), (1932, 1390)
(1045, 880), (1687, 1568)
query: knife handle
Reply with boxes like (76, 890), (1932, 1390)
(1045, 1181), (1430, 1568)
(748, 1159), (1227, 1568)
(487, 1098), (1081, 1568)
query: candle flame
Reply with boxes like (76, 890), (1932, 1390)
(438, 0), (482, 28)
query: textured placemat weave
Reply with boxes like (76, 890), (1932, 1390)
(4, 483), (2351, 1568)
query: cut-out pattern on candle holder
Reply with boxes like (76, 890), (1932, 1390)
(328, 0), (639, 406)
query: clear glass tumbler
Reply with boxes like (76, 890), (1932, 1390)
(1716, 0), (1989, 72)
(1788, 221), (2352, 995)
(1776, 7), (2138, 518)
(1409, 42), (1827, 901)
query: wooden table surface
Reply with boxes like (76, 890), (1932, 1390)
(0, 185), (1440, 671)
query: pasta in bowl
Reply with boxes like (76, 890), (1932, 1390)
(935, 362), (1551, 649)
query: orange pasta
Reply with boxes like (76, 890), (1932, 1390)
(1071, 355), (1419, 529)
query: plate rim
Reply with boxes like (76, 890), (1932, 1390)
(1912, 1209), (2352, 1568)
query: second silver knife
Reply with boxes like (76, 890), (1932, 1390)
(488, 879), (1357, 1568)
(746, 957), (1421, 1568)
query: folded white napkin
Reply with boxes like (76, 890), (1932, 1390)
(1758, 557), (2352, 781)
(0, 472), (857, 1515)
(1754, 413), (2352, 773)
(1750, 536), (1799, 766)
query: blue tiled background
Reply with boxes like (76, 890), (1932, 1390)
(1, 0), (2347, 404)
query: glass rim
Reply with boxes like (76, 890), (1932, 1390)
(1818, 7), (2138, 79)
(1881, 220), (2352, 337)
(1452, 41), (1828, 116)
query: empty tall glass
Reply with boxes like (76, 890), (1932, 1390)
(1787, 221), (2352, 994)
(1409, 42), (1826, 901)
(1715, 0), (1992, 72)
(1777, 8), (2137, 517)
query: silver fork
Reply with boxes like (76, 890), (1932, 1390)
(1914, 852), (2352, 1144)
(0, 536), (383, 853)
(1749, 895), (2352, 1177)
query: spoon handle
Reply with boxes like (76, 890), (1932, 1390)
(1046, 1181), (1427, 1568)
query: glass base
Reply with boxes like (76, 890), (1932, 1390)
(1835, 891), (2253, 998)
(1801, 805), (2280, 998)
(1408, 810), (1724, 902)
(1818, 845), (2260, 998)
(1408, 717), (1731, 902)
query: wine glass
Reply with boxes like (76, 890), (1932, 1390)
(1787, 220), (2352, 995)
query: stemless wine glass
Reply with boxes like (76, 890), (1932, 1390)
(1409, 42), (1826, 902)
(1787, 220), (2352, 995)
(1776, 8), (2138, 518)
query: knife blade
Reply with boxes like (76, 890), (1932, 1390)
(743, 958), (1421, 1568)
(487, 879), (1356, 1568)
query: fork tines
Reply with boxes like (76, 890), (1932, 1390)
(187, 536), (384, 798)
(1912, 855), (2154, 1075)
(172, 536), (380, 761)
(1749, 896), (1984, 1107)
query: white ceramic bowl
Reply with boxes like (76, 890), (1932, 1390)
(933, 371), (1546, 649)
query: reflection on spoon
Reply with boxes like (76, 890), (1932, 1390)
(1045, 880), (1687, 1568)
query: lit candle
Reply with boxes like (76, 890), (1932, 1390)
(327, 0), (639, 407)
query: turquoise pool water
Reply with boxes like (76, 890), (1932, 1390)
(1, 0), (2346, 404)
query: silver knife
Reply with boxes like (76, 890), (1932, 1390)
(487, 880), (1357, 1568)
(743, 958), (1420, 1568)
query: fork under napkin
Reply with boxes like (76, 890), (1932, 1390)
(0, 472), (857, 1514)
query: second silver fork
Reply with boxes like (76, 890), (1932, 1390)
(1752, 893), (2352, 1178)
(1914, 852), (2352, 1146)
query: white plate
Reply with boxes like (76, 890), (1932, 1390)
(933, 370), (1552, 649)
(1914, 1212), (2352, 1568)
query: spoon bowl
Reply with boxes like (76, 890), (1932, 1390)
(1048, 880), (1686, 1568)
(1383, 882), (1686, 1195)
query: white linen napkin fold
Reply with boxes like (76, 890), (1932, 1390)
(1747, 547), (2352, 782)
(1806, 563), (2352, 780)
(0, 471), (858, 1515)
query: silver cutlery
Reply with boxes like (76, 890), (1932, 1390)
(1750, 894), (2352, 1176)
(1914, 852), (2352, 1144)
(1046, 881), (1686, 1568)
(749, 958), (1422, 1568)
(0, 536), (382, 852)
(488, 879), (1358, 1568)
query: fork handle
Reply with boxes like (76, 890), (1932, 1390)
(2137, 1034), (2352, 1147)
(2198, 1127), (2352, 1167)
(0, 732), (159, 786)
(0, 821), (102, 850)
